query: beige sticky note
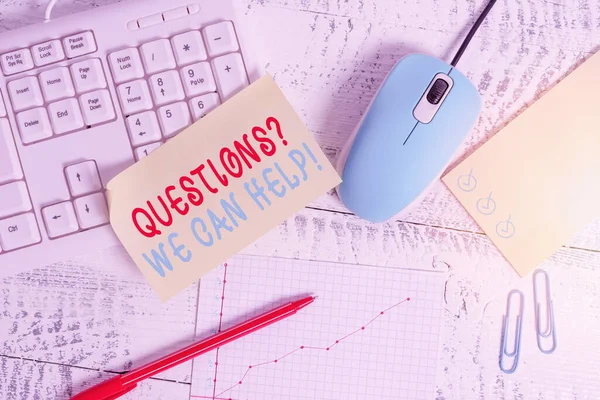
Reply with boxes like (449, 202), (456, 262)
(107, 75), (341, 301)
(443, 51), (600, 277)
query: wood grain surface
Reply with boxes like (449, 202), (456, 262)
(1, 0), (599, 399)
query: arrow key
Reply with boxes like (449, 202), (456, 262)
(126, 111), (161, 146)
(149, 70), (185, 106)
(42, 201), (78, 238)
(65, 160), (102, 197)
(74, 193), (109, 229)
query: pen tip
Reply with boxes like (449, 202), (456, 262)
(312, 296), (319, 300)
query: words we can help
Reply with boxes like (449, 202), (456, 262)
(107, 75), (341, 301)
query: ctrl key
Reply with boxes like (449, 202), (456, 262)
(0, 213), (41, 251)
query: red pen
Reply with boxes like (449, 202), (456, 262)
(71, 295), (316, 400)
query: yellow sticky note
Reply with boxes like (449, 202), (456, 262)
(107, 75), (341, 301)
(443, 51), (600, 277)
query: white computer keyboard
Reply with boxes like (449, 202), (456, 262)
(0, 0), (260, 277)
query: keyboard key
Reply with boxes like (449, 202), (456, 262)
(42, 201), (79, 238)
(63, 31), (97, 58)
(127, 111), (161, 146)
(70, 58), (106, 93)
(7, 76), (44, 112)
(1, 48), (34, 75)
(203, 21), (239, 57)
(140, 39), (176, 74)
(32, 39), (65, 67)
(135, 142), (162, 161)
(158, 102), (191, 138)
(16, 107), (53, 144)
(48, 98), (84, 134)
(79, 90), (115, 126)
(0, 181), (31, 219)
(74, 193), (109, 229)
(138, 13), (163, 28)
(149, 70), (185, 106)
(39, 66), (75, 102)
(212, 53), (249, 101)
(117, 79), (153, 115)
(0, 119), (22, 183)
(163, 7), (188, 21)
(108, 48), (144, 84)
(181, 62), (216, 97)
(65, 160), (102, 197)
(0, 91), (6, 117)
(127, 20), (139, 31)
(189, 93), (221, 121)
(172, 31), (207, 66)
(0, 213), (40, 251)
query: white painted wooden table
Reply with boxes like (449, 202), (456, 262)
(1, 0), (599, 399)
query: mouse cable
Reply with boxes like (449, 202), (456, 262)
(44, 0), (59, 22)
(450, 0), (498, 67)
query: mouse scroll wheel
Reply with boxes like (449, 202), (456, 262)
(426, 79), (450, 105)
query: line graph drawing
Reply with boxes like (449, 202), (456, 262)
(210, 262), (229, 400)
(191, 295), (411, 399)
(190, 255), (445, 400)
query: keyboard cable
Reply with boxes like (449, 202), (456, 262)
(44, 0), (59, 22)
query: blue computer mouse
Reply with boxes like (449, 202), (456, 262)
(336, 53), (481, 223)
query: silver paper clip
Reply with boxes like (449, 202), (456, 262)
(499, 289), (524, 374)
(533, 269), (557, 354)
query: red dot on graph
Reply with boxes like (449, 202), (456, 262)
(224, 263), (228, 267)
(215, 362), (218, 366)
(326, 348), (330, 351)
(223, 280), (226, 283)
(222, 296), (224, 299)
(407, 297), (411, 301)
(361, 327), (365, 330)
(220, 313), (223, 316)
(249, 365), (252, 368)
(380, 312), (384, 315)
(274, 359), (278, 363)
(239, 381), (242, 384)
(213, 379), (217, 382)
(282, 140), (288, 145)
(300, 346), (304, 349)
(335, 340), (339, 344)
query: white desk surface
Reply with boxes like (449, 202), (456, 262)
(1, 0), (599, 399)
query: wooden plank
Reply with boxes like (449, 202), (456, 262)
(0, 258), (198, 384)
(249, 0), (600, 54)
(0, 356), (190, 400)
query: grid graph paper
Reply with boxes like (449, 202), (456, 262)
(190, 255), (445, 400)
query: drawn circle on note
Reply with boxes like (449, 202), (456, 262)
(457, 169), (477, 192)
(476, 192), (496, 215)
(496, 217), (515, 239)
